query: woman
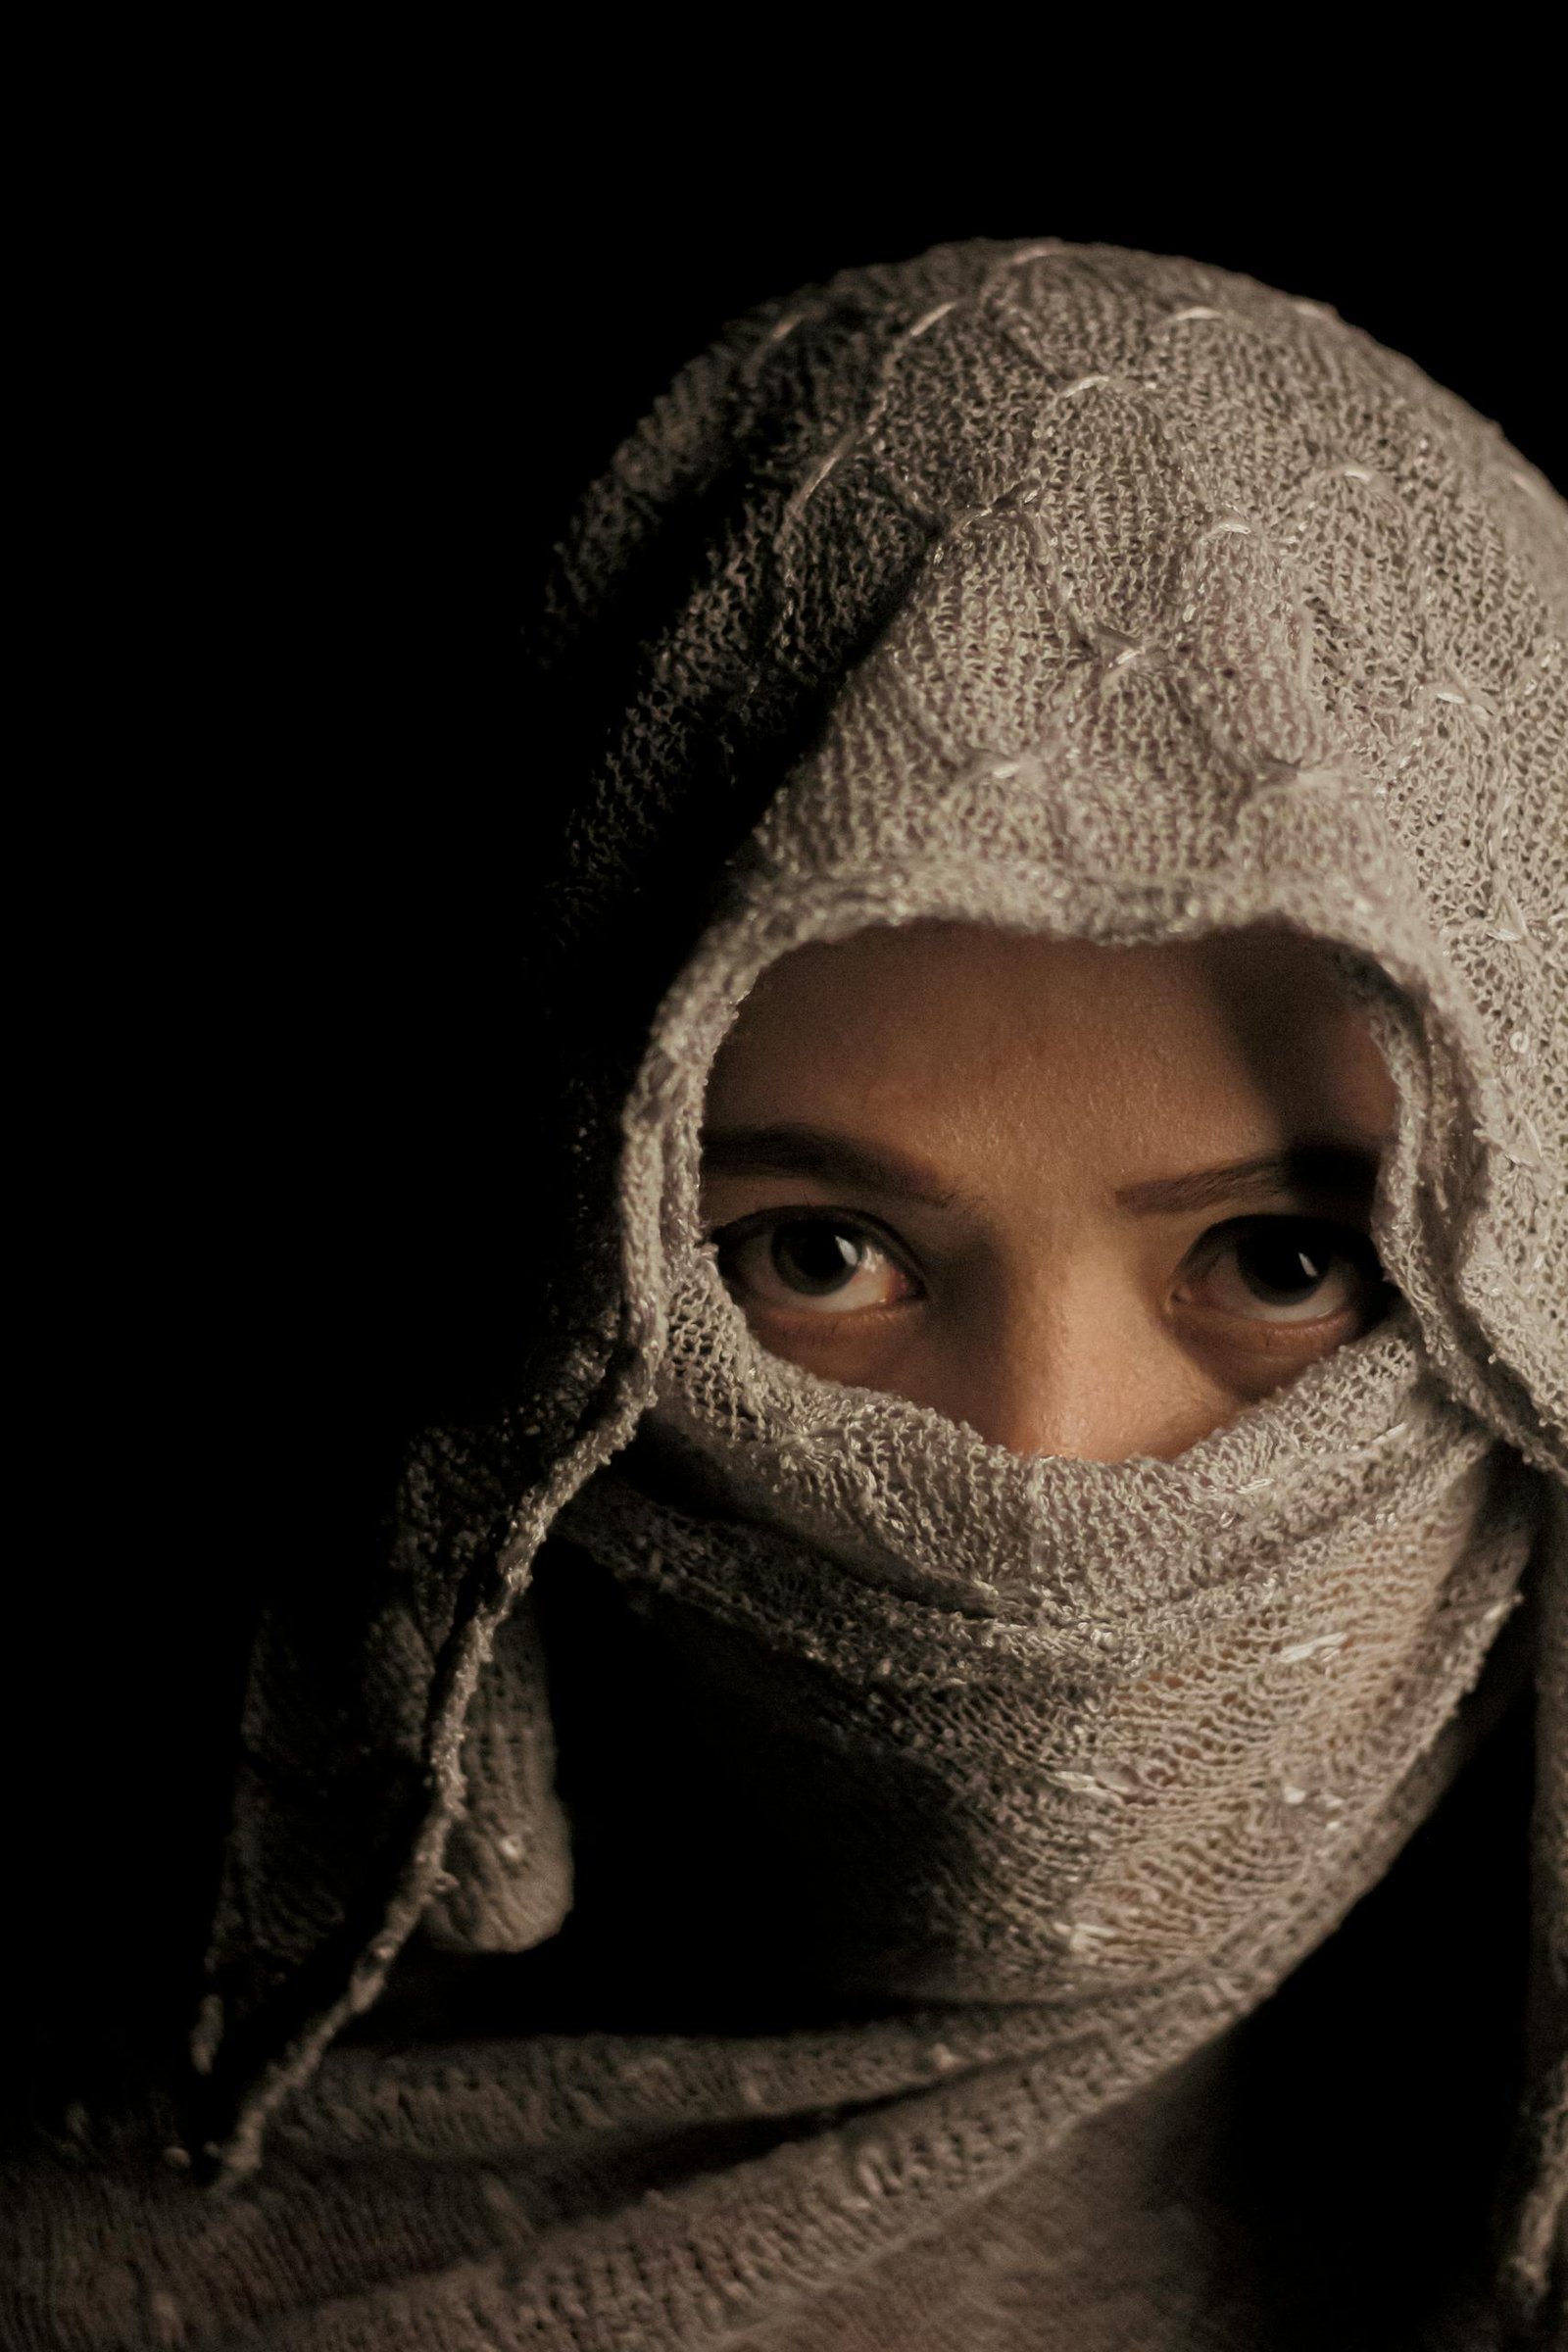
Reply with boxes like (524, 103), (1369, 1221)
(10, 237), (1564, 2347)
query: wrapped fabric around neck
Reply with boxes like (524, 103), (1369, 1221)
(560, 1288), (1530, 2012)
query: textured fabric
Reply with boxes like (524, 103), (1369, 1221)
(8, 237), (1566, 2347)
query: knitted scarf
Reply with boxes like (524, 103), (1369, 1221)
(9, 237), (1565, 2351)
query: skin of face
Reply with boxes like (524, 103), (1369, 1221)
(699, 922), (1401, 1464)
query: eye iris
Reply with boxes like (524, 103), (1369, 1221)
(1237, 1224), (1333, 1303)
(771, 1222), (864, 1295)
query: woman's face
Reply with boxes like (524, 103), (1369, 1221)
(699, 922), (1400, 1464)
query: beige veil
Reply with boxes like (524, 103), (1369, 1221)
(10, 238), (1562, 2352)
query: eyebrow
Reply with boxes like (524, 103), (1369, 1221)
(701, 1125), (963, 1207)
(1112, 1143), (1380, 1215)
(700, 1124), (1381, 1218)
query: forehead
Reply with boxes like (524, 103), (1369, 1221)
(705, 921), (1397, 1150)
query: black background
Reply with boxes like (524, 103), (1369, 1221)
(23, 72), (1561, 2106)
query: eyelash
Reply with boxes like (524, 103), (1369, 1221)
(710, 1205), (1390, 1333)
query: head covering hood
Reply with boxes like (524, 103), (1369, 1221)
(168, 240), (1567, 2348)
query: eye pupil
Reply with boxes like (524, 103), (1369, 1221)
(1237, 1224), (1332, 1302)
(771, 1222), (864, 1295)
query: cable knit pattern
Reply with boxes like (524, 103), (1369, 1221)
(7, 238), (1563, 2348)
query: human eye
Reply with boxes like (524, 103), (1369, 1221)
(710, 1208), (923, 1318)
(1172, 1214), (1393, 1341)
